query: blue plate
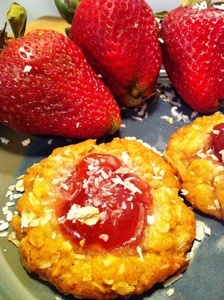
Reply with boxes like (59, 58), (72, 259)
(0, 75), (224, 300)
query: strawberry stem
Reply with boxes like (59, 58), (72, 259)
(7, 2), (27, 38)
(54, 0), (79, 24)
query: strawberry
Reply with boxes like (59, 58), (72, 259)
(56, 0), (162, 107)
(0, 29), (121, 138)
(160, 0), (224, 114)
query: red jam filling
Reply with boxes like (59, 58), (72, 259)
(56, 153), (152, 250)
(210, 123), (224, 163)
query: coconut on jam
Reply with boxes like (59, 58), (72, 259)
(55, 153), (152, 250)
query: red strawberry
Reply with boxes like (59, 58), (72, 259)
(60, 0), (162, 107)
(160, 0), (224, 114)
(0, 29), (121, 138)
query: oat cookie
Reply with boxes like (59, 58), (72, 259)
(12, 138), (195, 299)
(164, 112), (224, 220)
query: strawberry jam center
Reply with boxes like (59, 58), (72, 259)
(210, 123), (224, 163)
(56, 153), (152, 250)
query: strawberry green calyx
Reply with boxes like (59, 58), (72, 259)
(155, 11), (168, 18)
(0, 3), (26, 51)
(7, 2), (27, 38)
(54, 0), (80, 24)
(123, 83), (156, 107)
(65, 0), (81, 10)
(0, 23), (11, 51)
(107, 118), (121, 135)
(181, 0), (211, 7)
(124, 85), (144, 107)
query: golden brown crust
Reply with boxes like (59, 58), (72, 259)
(12, 138), (195, 299)
(164, 112), (224, 220)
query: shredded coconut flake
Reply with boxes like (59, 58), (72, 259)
(22, 138), (31, 146)
(180, 189), (189, 196)
(214, 199), (221, 210)
(166, 288), (175, 297)
(136, 103), (147, 117)
(23, 65), (32, 73)
(171, 106), (189, 123)
(186, 220), (211, 260)
(0, 232), (8, 237)
(204, 225), (211, 236)
(121, 201), (127, 210)
(0, 137), (10, 144)
(48, 138), (54, 145)
(195, 220), (211, 241)
(1, 178), (25, 238)
(136, 246), (144, 261)
(60, 182), (69, 191)
(99, 234), (109, 242)
(191, 111), (198, 119)
(213, 3), (224, 10)
(161, 115), (174, 124)
(188, 240), (201, 260)
(0, 222), (9, 231)
(66, 204), (100, 226)
(111, 176), (142, 194)
(147, 215), (155, 225)
(121, 151), (129, 165)
(193, 1), (208, 10)
(12, 193), (22, 200)
(131, 115), (143, 121)
(8, 231), (20, 246)
(158, 37), (164, 43)
(6, 210), (13, 222)
(15, 178), (24, 192)
(163, 273), (183, 288)
(152, 166), (165, 180)
(21, 211), (37, 228)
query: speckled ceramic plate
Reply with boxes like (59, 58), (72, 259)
(0, 75), (224, 300)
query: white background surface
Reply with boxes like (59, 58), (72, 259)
(0, 0), (182, 29)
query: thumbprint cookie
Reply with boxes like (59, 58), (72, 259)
(164, 112), (224, 220)
(12, 138), (195, 299)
